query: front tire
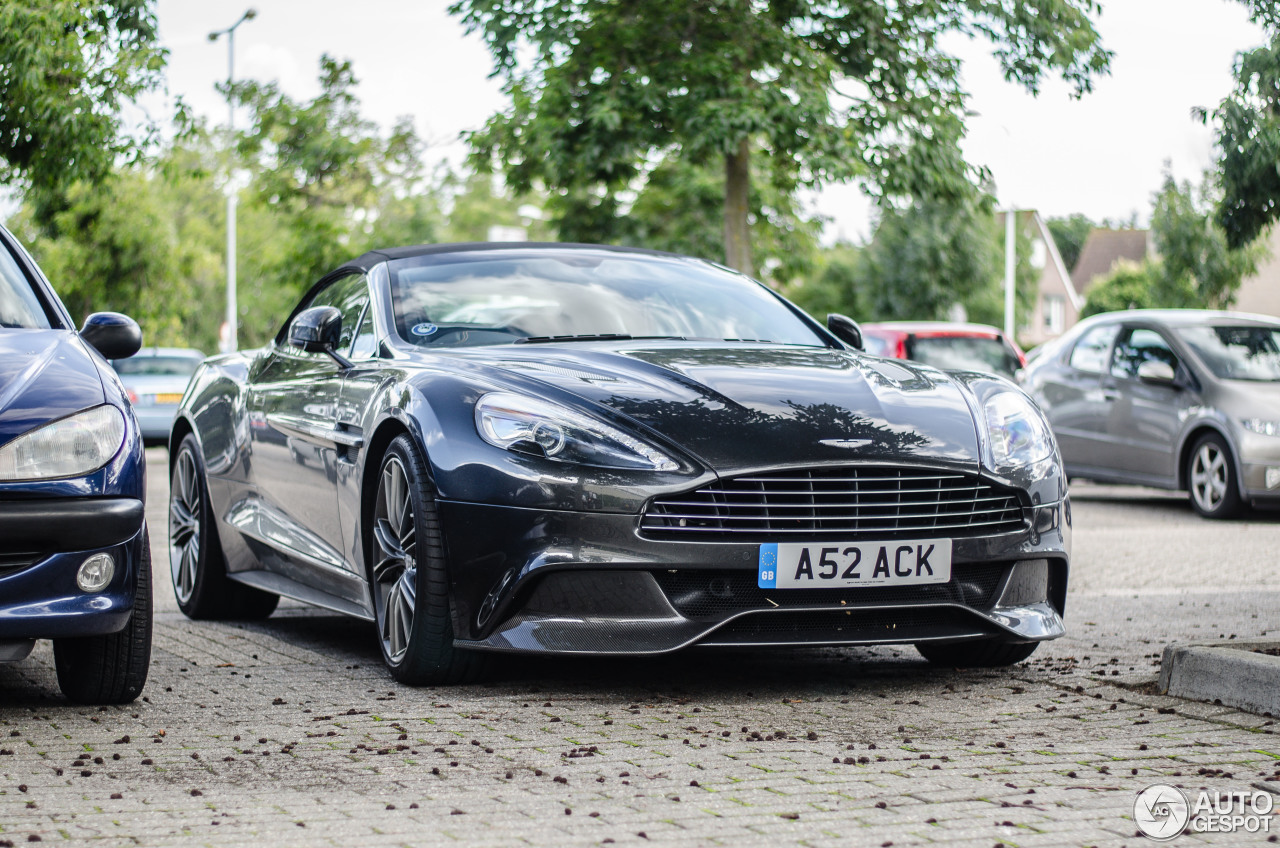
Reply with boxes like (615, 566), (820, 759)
(915, 638), (1039, 668)
(169, 434), (279, 619)
(370, 435), (486, 685)
(1187, 433), (1243, 519)
(54, 528), (153, 704)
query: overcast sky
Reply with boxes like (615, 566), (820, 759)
(154, 0), (1267, 243)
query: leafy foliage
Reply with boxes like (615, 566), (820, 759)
(1203, 4), (1280, 248)
(1081, 174), (1263, 317)
(1046, 214), (1095, 273)
(9, 56), (558, 352)
(452, 0), (1110, 273)
(785, 199), (1037, 337)
(1151, 173), (1263, 309)
(1081, 260), (1166, 317)
(0, 1), (164, 206)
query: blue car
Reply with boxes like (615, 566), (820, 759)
(0, 223), (151, 703)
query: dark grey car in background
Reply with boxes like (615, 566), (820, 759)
(1021, 309), (1280, 518)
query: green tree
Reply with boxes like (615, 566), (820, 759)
(1046, 213), (1095, 272)
(618, 153), (822, 282)
(439, 169), (552, 243)
(11, 164), (212, 347)
(230, 56), (446, 344)
(1201, 2), (1280, 248)
(452, 0), (1109, 276)
(1080, 174), (1262, 318)
(0, 1), (164, 208)
(855, 199), (1036, 326)
(1151, 173), (1262, 309)
(782, 243), (863, 319)
(1081, 260), (1167, 317)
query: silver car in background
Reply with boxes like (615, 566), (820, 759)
(1021, 309), (1280, 518)
(111, 348), (204, 444)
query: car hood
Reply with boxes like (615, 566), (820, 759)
(0, 330), (106, 447)
(459, 343), (982, 470)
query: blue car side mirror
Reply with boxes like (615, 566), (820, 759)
(80, 312), (142, 360)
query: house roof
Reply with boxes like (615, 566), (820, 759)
(1072, 228), (1150, 294)
(996, 210), (1083, 312)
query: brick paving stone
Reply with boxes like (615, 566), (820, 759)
(0, 457), (1278, 846)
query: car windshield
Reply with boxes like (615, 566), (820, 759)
(908, 335), (1018, 377)
(386, 249), (826, 348)
(1177, 324), (1280, 381)
(0, 242), (51, 329)
(113, 355), (202, 376)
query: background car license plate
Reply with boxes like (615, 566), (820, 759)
(758, 539), (952, 589)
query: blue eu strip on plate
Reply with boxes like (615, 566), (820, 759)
(758, 543), (778, 588)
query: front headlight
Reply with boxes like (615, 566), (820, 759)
(0, 405), (127, 481)
(982, 391), (1054, 468)
(1242, 418), (1280, 437)
(475, 392), (678, 471)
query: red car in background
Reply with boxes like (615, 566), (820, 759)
(861, 322), (1026, 379)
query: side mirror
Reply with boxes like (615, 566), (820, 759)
(1137, 360), (1177, 386)
(288, 306), (352, 368)
(81, 312), (142, 360)
(827, 313), (863, 350)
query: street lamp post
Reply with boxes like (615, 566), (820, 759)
(209, 9), (256, 353)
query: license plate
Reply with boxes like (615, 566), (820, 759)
(758, 539), (952, 589)
(154, 393), (184, 404)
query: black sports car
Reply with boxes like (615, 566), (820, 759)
(170, 243), (1069, 684)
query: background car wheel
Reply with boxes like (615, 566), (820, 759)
(169, 434), (279, 619)
(53, 527), (153, 704)
(370, 435), (487, 685)
(915, 638), (1039, 668)
(1187, 433), (1243, 519)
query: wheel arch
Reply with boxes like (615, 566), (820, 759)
(359, 417), (414, 579)
(1176, 423), (1246, 498)
(168, 414), (195, 478)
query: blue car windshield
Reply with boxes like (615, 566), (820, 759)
(386, 249), (826, 348)
(1177, 324), (1280, 381)
(0, 244), (50, 329)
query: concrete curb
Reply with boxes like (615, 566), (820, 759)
(1159, 638), (1280, 717)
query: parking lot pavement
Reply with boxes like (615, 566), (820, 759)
(0, 453), (1277, 846)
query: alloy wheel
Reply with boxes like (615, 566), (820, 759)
(1190, 441), (1228, 514)
(169, 448), (201, 604)
(373, 455), (418, 664)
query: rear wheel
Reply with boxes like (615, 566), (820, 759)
(915, 638), (1039, 668)
(169, 434), (278, 619)
(370, 435), (486, 685)
(54, 528), (153, 704)
(1187, 433), (1242, 519)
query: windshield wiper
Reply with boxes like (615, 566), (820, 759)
(514, 334), (696, 344)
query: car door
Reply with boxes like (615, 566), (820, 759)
(1036, 321), (1122, 473)
(1101, 325), (1195, 483)
(243, 272), (371, 590)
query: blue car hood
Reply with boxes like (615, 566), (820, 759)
(0, 330), (106, 448)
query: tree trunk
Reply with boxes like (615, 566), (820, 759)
(723, 138), (754, 277)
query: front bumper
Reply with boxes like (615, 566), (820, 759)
(0, 497), (145, 640)
(440, 498), (1070, 655)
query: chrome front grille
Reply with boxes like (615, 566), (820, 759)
(641, 466), (1026, 540)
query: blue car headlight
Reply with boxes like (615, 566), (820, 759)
(982, 391), (1055, 469)
(0, 405), (127, 481)
(475, 392), (678, 471)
